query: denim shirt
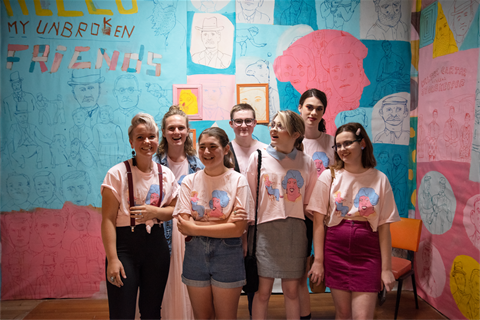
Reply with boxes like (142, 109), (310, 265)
(153, 153), (204, 255)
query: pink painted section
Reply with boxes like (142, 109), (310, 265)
(39, 62), (48, 73)
(109, 51), (120, 71)
(417, 44), (478, 163)
(8, 44), (28, 51)
(33, 45), (40, 57)
(50, 53), (63, 73)
(155, 64), (161, 77)
(1, 203), (106, 300)
(121, 54), (131, 71)
(273, 30), (370, 134)
(74, 46), (90, 52)
(72, 62), (91, 69)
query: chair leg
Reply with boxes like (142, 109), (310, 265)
(395, 279), (403, 320)
(411, 273), (419, 309)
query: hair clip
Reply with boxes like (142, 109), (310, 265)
(361, 147), (365, 150)
(356, 128), (361, 136)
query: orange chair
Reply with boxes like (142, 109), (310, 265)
(390, 218), (423, 320)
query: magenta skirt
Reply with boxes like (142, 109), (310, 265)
(324, 220), (381, 292)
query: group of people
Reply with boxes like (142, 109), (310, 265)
(101, 88), (400, 319)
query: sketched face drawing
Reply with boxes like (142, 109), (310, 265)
(393, 155), (401, 166)
(99, 109), (110, 123)
(43, 264), (55, 277)
(62, 178), (91, 206)
(7, 175), (30, 202)
(72, 110), (87, 126)
(379, 153), (388, 165)
(36, 214), (66, 248)
(202, 31), (221, 49)
(454, 273), (467, 291)
(328, 53), (362, 99)
(359, 196), (375, 216)
(241, 88), (266, 115)
(281, 55), (308, 91)
(72, 211), (90, 231)
(453, 8), (472, 36)
(380, 102), (407, 126)
(11, 80), (22, 92)
(314, 160), (325, 176)
(376, 0), (402, 27)
(211, 197), (222, 214)
(114, 77), (140, 110)
(15, 112), (29, 128)
(62, 261), (76, 275)
(34, 176), (54, 200)
(7, 218), (31, 248)
(72, 83), (100, 109)
(239, 0), (262, 11)
(203, 86), (222, 108)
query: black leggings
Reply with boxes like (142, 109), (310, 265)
(106, 224), (170, 320)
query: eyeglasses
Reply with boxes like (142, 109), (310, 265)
(333, 139), (362, 151)
(268, 121), (286, 132)
(232, 118), (254, 126)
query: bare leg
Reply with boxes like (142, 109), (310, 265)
(351, 292), (377, 320)
(282, 278), (301, 320)
(187, 286), (214, 320)
(252, 276), (274, 320)
(299, 256), (312, 318)
(211, 285), (242, 320)
(331, 288), (352, 320)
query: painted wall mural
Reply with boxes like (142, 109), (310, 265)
(0, 2), (478, 320)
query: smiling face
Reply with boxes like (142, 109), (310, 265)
(34, 176), (54, 200)
(72, 83), (100, 109)
(114, 78), (140, 110)
(328, 53), (362, 100)
(198, 135), (228, 170)
(281, 55), (308, 91)
(335, 131), (364, 166)
(299, 96), (325, 128)
(358, 195), (375, 216)
(230, 109), (256, 138)
(130, 123), (159, 160)
(163, 115), (188, 148)
(286, 178), (301, 201)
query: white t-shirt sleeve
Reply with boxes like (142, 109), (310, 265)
(377, 178), (401, 226)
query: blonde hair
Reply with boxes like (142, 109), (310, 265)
(128, 113), (159, 140)
(157, 105), (196, 157)
(272, 110), (305, 151)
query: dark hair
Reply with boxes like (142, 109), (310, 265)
(332, 123), (376, 170)
(198, 127), (235, 169)
(298, 89), (328, 133)
(157, 105), (196, 157)
(230, 103), (256, 120)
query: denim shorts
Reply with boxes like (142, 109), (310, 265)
(182, 236), (246, 289)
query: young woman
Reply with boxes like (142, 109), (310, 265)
(307, 123), (400, 319)
(246, 110), (317, 320)
(101, 113), (178, 319)
(173, 127), (254, 320)
(154, 105), (204, 319)
(297, 88), (335, 319)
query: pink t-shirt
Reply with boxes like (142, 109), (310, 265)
(101, 160), (179, 227)
(303, 133), (335, 178)
(173, 169), (254, 222)
(306, 168), (400, 232)
(246, 149), (317, 225)
(231, 139), (267, 176)
(167, 156), (189, 185)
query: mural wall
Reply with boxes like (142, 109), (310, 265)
(0, 1), (478, 319)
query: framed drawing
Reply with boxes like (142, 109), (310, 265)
(236, 83), (269, 123)
(189, 129), (197, 150)
(172, 84), (203, 120)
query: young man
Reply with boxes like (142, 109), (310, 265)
(228, 103), (267, 315)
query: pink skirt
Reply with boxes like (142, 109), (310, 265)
(324, 220), (381, 292)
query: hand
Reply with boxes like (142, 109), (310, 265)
(307, 260), (324, 286)
(381, 270), (396, 292)
(130, 205), (157, 223)
(177, 215), (197, 236)
(228, 208), (248, 223)
(106, 258), (126, 288)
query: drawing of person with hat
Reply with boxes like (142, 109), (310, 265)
(191, 16), (232, 69)
(2, 71), (36, 123)
(34, 253), (65, 298)
(450, 0), (475, 47)
(430, 177), (453, 234)
(68, 69), (105, 128)
(451, 261), (471, 313)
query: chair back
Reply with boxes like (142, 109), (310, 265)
(391, 218), (422, 252)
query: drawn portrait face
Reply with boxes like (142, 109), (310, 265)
(376, 0), (402, 27)
(72, 110), (87, 126)
(380, 102), (407, 126)
(150, 193), (160, 206)
(393, 155), (401, 166)
(454, 272), (467, 291)
(99, 109), (110, 123)
(35, 214), (66, 248)
(359, 195), (375, 216)
(72, 83), (100, 109)
(43, 264), (55, 277)
(201, 31), (221, 49)
(164, 115), (188, 148)
(453, 7), (472, 37)
(7, 175), (30, 202)
(280, 55), (308, 92)
(34, 175), (54, 200)
(114, 77), (140, 110)
(62, 178), (91, 206)
(62, 261), (76, 275)
(240, 88), (266, 120)
(239, 0), (262, 11)
(14, 112), (29, 128)
(328, 53), (362, 100)
(11, 80), (22, 92)
(203, 86), (222, 108)
(71, 211), (90, 231)
(314, 160), (325, 176)
(286, 178), (301, 201)
(378, 153), (388, 165)
(472, 200), (480, 231)
(7, 217), (31, 248)
(211, 197), (222, 213)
